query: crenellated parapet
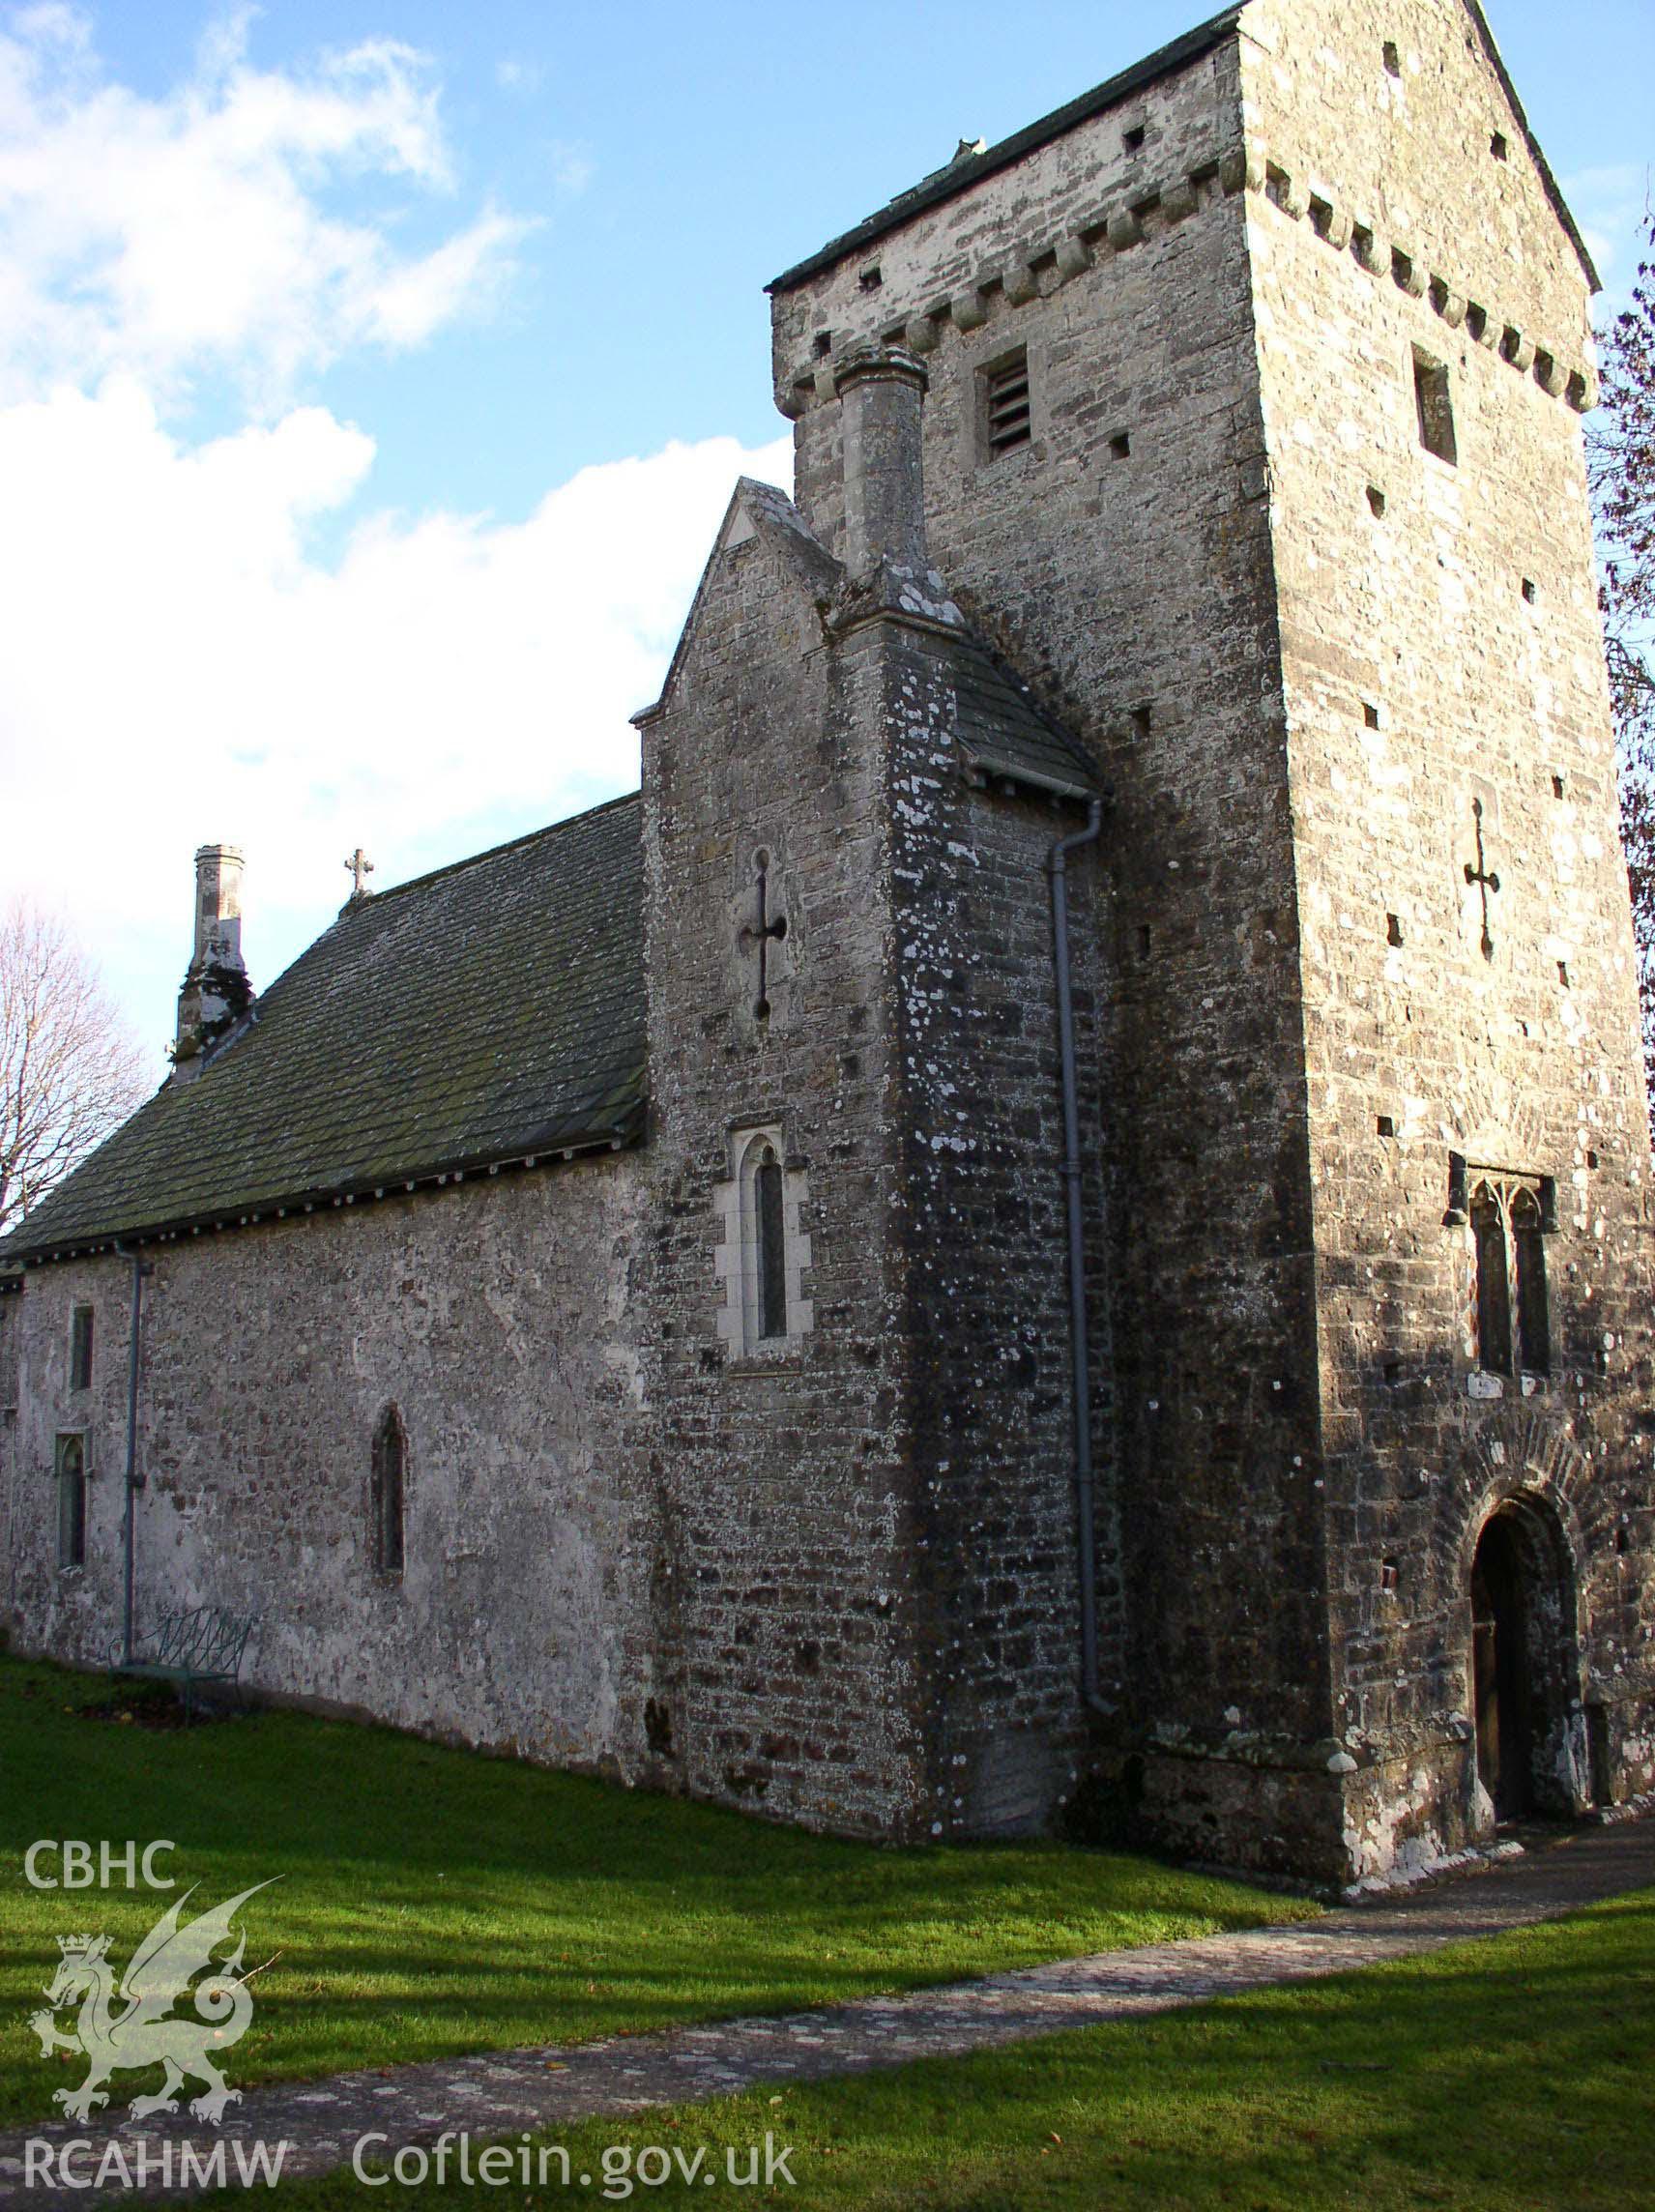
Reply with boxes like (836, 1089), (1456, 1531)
(1250, 144), (1598, 412)
(776, 136), (1597, 423)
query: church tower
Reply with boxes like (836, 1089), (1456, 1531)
(768, 0), (1651, 1882)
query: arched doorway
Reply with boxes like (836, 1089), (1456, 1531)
(1469, 1499), (1581, 1820)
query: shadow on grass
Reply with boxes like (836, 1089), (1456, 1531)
(1, 1652), (1316, 2127)
(194, 1890), (1655, 2212)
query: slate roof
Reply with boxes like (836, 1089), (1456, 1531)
(945, 636), (1097, 800)
(769, 0), (1596, 296)
(0, 480), (1091, 1271)
(0, 794), (645, 1266)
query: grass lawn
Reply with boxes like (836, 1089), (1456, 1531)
(0, 1652), (1314, 2126)
(255, 1880), (1655, 2211)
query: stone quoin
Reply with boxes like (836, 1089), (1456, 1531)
(2, 0), (1649, 1887)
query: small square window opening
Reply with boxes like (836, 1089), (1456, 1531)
(1386, 913), (1404, 946)
(1364, 701), (1381, 730)
(1367, 484), (1387, 518)
(1490, 131), (1508, 160)
(1522, 577), (1537, 604)
(1382, 40), (1402, 76)
(1110, 431), (1131, 461)
(1412, 348), (1458, 464)
(1122, 125), (1146, 153)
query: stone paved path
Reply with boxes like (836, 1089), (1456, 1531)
(3, 1818), (1650, 2205)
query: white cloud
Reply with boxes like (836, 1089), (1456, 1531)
(495, 57), (543, 97)
(361, 207), (525, 347)
(1562, 162), (1652, 320)
(0, 5), (531, 405)
(0, 11), (797, 1076)
(0, 379), (792, 1069)
(547, 140), (594, 197)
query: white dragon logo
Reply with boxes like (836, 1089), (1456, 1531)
(29, 1881), (276, 2125)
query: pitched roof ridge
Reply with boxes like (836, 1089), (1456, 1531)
(350, 788), (642, 915)
(0, 789), (649, 1266)
(1459, 0), (1598, 291)
(633, 479), (839, 725)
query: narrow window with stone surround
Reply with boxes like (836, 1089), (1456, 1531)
(755, 1147), (787, 1340)
(1470, 1177), (1552, 1381)
(1413, 348), (1458, 464)
(1471, 1183), (1512, 1376)
(70, 1306), (93, 1391)
(55, 1434), (86, 1569)
(371, 1406), (406, 1578)
(0, 1292), (17, 1420)
(715, 1127), (814, 1358)
(1512, 1189), (1550, 1375)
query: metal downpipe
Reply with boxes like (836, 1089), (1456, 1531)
(111, 1243), (152, 1668)
(1047, 799), (1109, 1715)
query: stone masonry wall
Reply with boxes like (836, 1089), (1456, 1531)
(880, 621), (1114, 1839)
(775, 31), (1347, 1877)
(0, 1162), (652, 1775)
(636, 496), (930, 1838)
(1239, 0), (1655, 1878)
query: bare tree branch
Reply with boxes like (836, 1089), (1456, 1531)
(0, 901), (150, 1235)
(1590, 207), (1655, 1100)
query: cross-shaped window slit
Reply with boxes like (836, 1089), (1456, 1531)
(740, 850), (788, 1021)
(1464, 798), (1500, 961)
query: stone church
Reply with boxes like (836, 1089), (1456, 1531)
(3, 0), (1650, 1889)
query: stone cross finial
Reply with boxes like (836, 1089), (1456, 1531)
(344, 848), (375, 898)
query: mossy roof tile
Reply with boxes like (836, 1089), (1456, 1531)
(0, 793), (645, 1263)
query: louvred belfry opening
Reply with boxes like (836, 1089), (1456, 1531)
(985, 353), (1031, 455)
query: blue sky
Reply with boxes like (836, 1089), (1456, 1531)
(85, 0), (1655, 520)
(0, 0), (1650, 1065)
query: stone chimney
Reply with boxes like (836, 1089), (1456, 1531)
(832, 341), (931, 581)
(172, 843), (253, 1079)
